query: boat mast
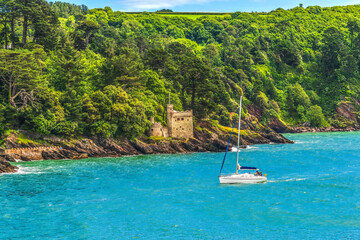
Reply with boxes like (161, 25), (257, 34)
(236, 96), (242, 174)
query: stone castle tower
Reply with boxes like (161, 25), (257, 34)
(149, 104), (193, 138)
(149, 117), (169, 137)
(167, 104), (193, 138)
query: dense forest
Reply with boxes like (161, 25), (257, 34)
(1, 1), (360, 139)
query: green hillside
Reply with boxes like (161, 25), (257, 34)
(1, 1), (360, 139)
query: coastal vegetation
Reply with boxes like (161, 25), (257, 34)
(1, 1), (360, 140)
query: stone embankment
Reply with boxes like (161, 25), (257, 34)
(0, 119), (293, 173)
(5, 146), (61, 161)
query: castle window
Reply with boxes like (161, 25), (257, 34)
(177, 118), (180, 121)
(181, 118), (184, 121)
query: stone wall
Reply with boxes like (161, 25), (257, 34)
(5, 146), (60, 160)
(171, 111), (193, 138)
(162, 128), (169, 138)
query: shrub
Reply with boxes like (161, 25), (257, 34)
(307, 105), (329, 127)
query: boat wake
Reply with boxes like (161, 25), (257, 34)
(245, 146), (258, 150)
(268, 178), (307, 183)
(231, 146), (258, 152)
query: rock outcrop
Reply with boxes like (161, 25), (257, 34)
(336, 101), (358, 124)
(268, 118), (294, 133)
(0, 156), (18, 173)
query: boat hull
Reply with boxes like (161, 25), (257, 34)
(219, 174), (267, 184)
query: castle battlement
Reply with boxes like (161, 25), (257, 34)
(151, 122), (162, 128)
(171, 111), (193, 118)
(173, 110), (192, 113)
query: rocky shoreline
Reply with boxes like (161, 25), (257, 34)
(0, 119), (292, 174)
(288, 126), (360, 133)
(3, 119), (359, 174)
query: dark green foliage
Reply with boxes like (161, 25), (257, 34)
(0, 104), (6, 135)
(74, 19), (99, 50)
(0, 48), (45, 110)
(1, 4), (360, 139)
(50, 1), (88, 18)
(275, 40), (302, 67)
(156, 9), (173, 13)
(32, 0), (59, 50)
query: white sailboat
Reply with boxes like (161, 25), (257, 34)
(219, 96), (267, 184)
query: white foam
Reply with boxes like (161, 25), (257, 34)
(231, 146), (258, 152)
(269, 178), (307, 183)
(231, 147), (239, 152)
(13, 166), (44, 175)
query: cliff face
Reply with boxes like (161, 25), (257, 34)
(0, 119), (292, 173)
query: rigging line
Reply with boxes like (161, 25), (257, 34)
(219, 106), (240, 176)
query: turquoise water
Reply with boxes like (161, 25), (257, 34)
(1, 132), (359, 239)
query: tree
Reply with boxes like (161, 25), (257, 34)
(156, 9), (173, 12)
(0, 0), (10, 48)
(74, 19), (99, 50)
(46, 42), (85, 92)
(18, 0), (29, 45)
(11, 0), (60, 47)
(347, 18), (360, 48)
(0, 48), (45, 110)
(286, 83), (311, 120)
(320, 27), (345, 76)
(31, 0), (59, 50)
(101, 47), (143, 87)
(8, 0), (21, 49)
(145, 48), (168, 71)
(182, 55), (214, 118)
(275, 39), (302, 67)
